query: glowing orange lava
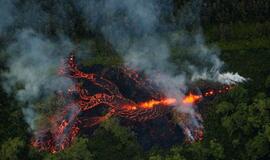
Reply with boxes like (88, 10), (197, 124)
(139, 98), (177, 109)
(182, 93), (202, 104)
(32, 54), (234, 153)
(127, 93), (203, 110)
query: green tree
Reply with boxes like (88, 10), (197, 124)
(0, 137), (25, 160)
(87, 118), (143, 160)
(44, 138), (93, 160)
(204, 86), (270, 160)
(265, 75), (270, 95)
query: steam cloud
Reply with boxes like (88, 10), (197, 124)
(76, 0), (246, 137)
(76, 0), (246, 104)
(2, 29), (74, 130)
(0, 0), (15, 35)
(0, 0), (246, 132)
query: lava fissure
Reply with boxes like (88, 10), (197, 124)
(32, 54), (232, 153)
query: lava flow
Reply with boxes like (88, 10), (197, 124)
(32, 53), (233, 153)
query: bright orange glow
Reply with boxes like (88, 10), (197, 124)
(32, 54), (235, 153)
(124, 86), (233, 110)
(125, 93), (204, 110)
(182, 93), (202, 104)
(125, 93), (205, 110)
(139, 98), (177, 109)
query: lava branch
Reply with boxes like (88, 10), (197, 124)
(32, 54), (233, 153)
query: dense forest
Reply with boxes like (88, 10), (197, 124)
(0, 0), (270, 160)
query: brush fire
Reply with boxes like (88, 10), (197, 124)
(32, 53), (234, 153)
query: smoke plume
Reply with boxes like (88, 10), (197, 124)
(0, 0), (246, 132)
(76, 0), (246, 105)
(75, 0), (246, 137)
(2, 29), (74, 130)
(0, 0), (15, 35)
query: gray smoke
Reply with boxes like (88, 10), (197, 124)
(0, 0), (246, 131)
(2, 29), (74, 130)
(0, 0), (15, 36)
(76, 0), (245, 110)
(76, 0), (162, 52)
(0, 0), (78, 130)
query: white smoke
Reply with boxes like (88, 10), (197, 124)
(217, 72), (247, 85)
(0, 0), (80, 131)
(0, 0), (15, 35)
(76, 0), (247, 132)
(2, 29), (74, 130)
(22, 105), (37, 130)
(76, 0), (246, 101)
(0, 0), (247, 133)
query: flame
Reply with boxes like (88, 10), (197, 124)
(137, 87), (232, 108)
(129, 93), (203, 110)
(139, 98), (177, 109)
(182, 93), (202, 104)
(32, 54), (235, 153)
(127, 92), (208, 110)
